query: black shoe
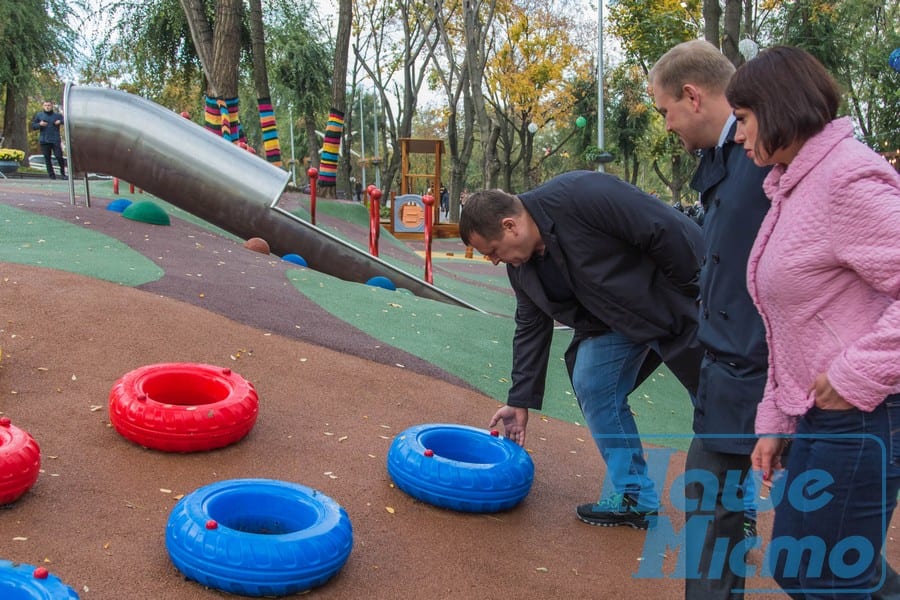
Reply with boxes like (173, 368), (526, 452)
(743, 517), (758, 539)
(577, 493), (658, 530)
(60, 175), (68, 180)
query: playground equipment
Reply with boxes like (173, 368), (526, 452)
(386, 423), (534, 513)
(422, 194), (435, 283)
(0, 560), (79, 599)
(0, 417), (41, 505)
(108, 363), (259, 453)
(389, 138), (458, 239)
(166, 478), (352, 596)
(61, 84), (482, 312)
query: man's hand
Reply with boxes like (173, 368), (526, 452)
(39, 120), (47, 126)
(488, 405), (528, 446)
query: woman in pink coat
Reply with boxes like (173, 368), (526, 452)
(727, 46), (900, 597)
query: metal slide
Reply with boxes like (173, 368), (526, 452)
(62, 84), (482, 312)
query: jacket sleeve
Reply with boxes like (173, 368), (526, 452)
(755, 366), (799, 435)
(30, 113), (41, 131)
(827, 167), (900, 410)
(579, 179), (703, 296)
(506, 275), (554, 410)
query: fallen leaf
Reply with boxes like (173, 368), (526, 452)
(338, 436), (348, 442)
(385, 506), (395, 514)
(535, 567), (549, 573)
(160, 488), (172, 494)
(13, 536), (28, 541)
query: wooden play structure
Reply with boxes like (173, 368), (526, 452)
(388, 138), (458, 239)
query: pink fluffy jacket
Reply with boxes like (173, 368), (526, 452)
(748, 117), (900, 435)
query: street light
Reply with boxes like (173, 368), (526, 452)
(597, 0), (605, 173)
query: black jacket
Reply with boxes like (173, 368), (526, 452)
(506, 170), (704, 409)
(31, 110), (64, 144)
(690, 123), (771, 454)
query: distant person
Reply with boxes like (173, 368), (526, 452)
(459, 188), (470, 211)
(459, 171), (704, 529)
(728, 45), (900, 597)
(355, 180), (363, 203)
(440, 184), (449, 218)
(649, 39), (770, 600)
(31, 100), (66, 180)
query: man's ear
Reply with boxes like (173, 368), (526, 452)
(500, 216), (517, 233)
(683, 84), (702, 110)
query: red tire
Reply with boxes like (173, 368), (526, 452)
(109, 363), (259, 453)
(0, 417), (41, 505)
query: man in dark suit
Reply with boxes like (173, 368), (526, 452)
(650, 39), (773, 599)
(30, 100), (67, 180)
(459, 171), (704, 529)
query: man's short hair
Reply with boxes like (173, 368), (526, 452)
(457, 189), (522, 246)
(649, 39), (736, 99)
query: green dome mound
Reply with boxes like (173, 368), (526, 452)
(122, 201), (171, 226)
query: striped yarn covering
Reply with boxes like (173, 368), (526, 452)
(319, 108), (344, 187)
(203, 96), (244, 143)
(258, 97), (282, 166)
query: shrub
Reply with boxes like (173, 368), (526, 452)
(0, 148), (25, 162)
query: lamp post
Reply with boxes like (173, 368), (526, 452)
(359, 90), (367, 190)
(373, 93), (382, 189)
(597, 0), (605, 173)
(288, 105), (296, 186)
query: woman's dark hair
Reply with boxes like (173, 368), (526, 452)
(726, 45), (841, 157)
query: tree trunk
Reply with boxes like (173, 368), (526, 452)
(248, 0), (281, 165)
(327, 0), (353, 197)
(3, 85), (29, 161)
(179, 0), (215, 88)
(210, 0), (241, 99)
(702, 0), (721, 46)
(464, 0), (497, 189)
(722, 0), (743, 66)
(180, 0), (242, 141)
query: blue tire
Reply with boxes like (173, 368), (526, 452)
(166, 479), (353, 597)
(0, 560), (79, 599)
(387, 423), (534, 512)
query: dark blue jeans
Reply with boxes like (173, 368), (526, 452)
(770, 395), (900, 599)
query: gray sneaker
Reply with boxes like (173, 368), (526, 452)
(577, 493), (658, 529)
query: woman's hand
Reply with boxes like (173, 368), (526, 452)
(809, 372), (854, 410)
(752, 437), (786, 493)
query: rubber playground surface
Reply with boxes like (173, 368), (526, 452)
(0, 178), (889, 598)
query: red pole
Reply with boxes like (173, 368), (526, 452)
(307, 168), (319, 225)
(422, 194), (434, 284)
(369, 188), (382, 257)
(113, 178), (119, 195)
